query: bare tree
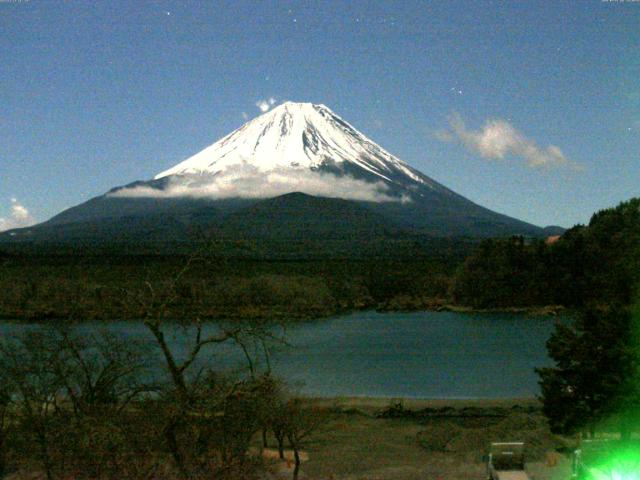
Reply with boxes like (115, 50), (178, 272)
(52, 328), (153, 478)
(134, 252), (286, 478)
(228, 321), (291, 452)
(269, 396), (326, 480)
(0, 377), (10, 478)
(283, 399), (325, 480)
(0, 331), (65, 480)
(0, 326), (153, 480)
(54, 328), (152, 417)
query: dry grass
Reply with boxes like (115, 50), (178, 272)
(2, 397), (574, 480)
(295, 397), (573, 480)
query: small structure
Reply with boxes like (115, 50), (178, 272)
(486, 442), (530, 480)
(545, 235), (561, 245)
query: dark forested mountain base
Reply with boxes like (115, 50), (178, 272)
(1, 197), (637, 322)
(0, 247), (467, 322)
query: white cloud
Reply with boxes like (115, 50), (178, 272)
(256, 97), (277, 113)
(0, 198), (36, 232)
(110, 164), (406, 203)
(438, 113), (578, 169)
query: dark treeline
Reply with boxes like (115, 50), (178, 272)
(1, 198), (638, 321)
(0, 245), (467, 322)
(533, 199), (640, 440)
(452, 198), (640, 309)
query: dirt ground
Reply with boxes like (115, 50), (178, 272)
(288, 397), (574, 480)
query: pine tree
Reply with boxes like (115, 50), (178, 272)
(537, 305), (638, 437)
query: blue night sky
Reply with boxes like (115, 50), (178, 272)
(1, 0), (638, 230)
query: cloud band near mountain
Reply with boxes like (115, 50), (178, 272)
(109, 165), (407, 203)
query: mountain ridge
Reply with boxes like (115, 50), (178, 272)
(1, 102), (546, 250)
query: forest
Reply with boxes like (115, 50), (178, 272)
(1, 198), (638, 322)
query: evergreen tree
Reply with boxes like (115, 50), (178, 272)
(537, 305), (638, 437)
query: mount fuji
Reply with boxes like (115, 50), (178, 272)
(1, 102), (545, 251)
(147, 101), (444, 201)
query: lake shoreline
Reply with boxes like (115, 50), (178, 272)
(303, 395), (540, 409)
(0, 302), (568, 323)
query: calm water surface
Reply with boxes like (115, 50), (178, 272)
(0, 311), (559, 399)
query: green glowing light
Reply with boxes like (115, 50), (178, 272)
(583, 447), (640, 480)
(588, 468), (640, 480)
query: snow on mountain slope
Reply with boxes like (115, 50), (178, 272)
(142, 102), (445, 200)
(0, 101), (545, 242)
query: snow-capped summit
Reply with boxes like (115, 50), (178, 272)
(154, 102), (443, 194)
(6, 101), (543, 242)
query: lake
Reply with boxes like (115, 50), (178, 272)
(0, 311), (560, 399)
